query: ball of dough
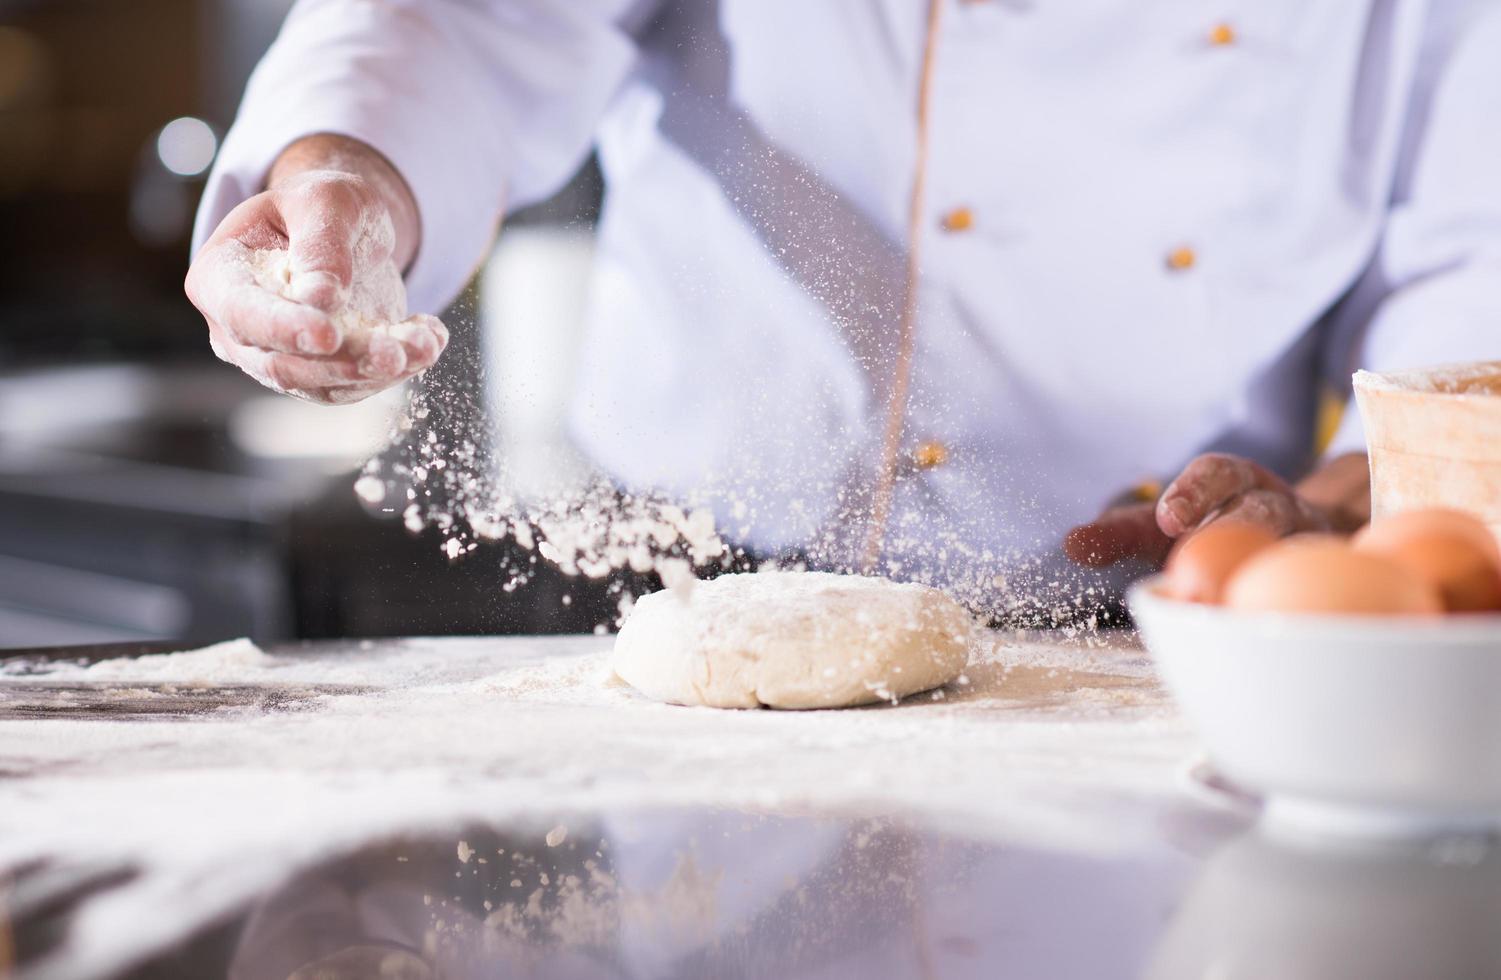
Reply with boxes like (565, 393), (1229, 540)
(612, 572), (974, 709)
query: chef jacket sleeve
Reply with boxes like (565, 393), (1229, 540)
(192, 0), (639, 314)
(1326, 7), (1501, 457)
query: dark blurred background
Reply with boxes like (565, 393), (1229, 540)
(0, 0), (613, 648)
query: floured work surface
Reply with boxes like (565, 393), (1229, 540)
(0, 633), (1200, 978)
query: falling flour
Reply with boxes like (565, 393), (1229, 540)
(355, 382), (736, 629)
(336, 236), (1122, 628)
(351, 378), (1112, 633)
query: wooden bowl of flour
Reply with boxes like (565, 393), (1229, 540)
(1355, 362), (1501, 537)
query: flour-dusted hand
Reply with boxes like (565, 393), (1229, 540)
(1153, 453), (1329, 539)
(1063, 452), (1372, 568)
(185, 136), (447, 404)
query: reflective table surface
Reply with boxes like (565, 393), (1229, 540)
(1, 636), (1498, 979)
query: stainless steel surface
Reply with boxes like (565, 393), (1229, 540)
(1, 636), (1497, 980)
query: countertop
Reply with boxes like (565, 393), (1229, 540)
(1, 634), (1498, 979)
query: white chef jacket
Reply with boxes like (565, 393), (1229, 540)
(196, 0), (1501, 590)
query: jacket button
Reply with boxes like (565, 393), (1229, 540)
(913, 440), (950, 470)
(1207, 22), (1236, 46)
(1165, 245), (1197, 271)
(939, 207), (974, 232)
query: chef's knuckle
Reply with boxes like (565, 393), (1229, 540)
(215, 314), (246, 346)
(1179, 456), (1215, 483)
(263, 356), (294, 390)
(273, 181), (306, 209)
(1246, 490), (1294, 527)
(317, 173), (369, 213)
(1202, 453), (1239, 476)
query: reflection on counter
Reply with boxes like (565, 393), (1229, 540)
(1151, 829), (1501, 980)
(7, 809), (1188, 980)
(12, 805), (1498, 979)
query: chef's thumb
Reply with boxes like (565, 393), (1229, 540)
(278, 182), (359, 321)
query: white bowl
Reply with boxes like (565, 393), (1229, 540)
(1130, 578), (1501, 837)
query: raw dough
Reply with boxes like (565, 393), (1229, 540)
(611, 571), (974, 709)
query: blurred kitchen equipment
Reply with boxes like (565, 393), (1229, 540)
(0, 363), (318, 646)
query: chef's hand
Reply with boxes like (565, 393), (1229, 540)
(1063, 452), (1371, 568)
(185, 134), (445, 404)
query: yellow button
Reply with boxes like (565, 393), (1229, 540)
(1131, 479), (1163, 503)
(1208, 22), (1236, 46)
(1165, 245), (1197, 271)
(913, 440), (950, 470)
(939, 207), (974, 233)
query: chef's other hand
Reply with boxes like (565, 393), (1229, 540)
(1063, 452), (1371, 568)
(185, 134), (442, 405)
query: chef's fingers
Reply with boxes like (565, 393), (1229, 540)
(318, 384), (387, 405)
(1064, 503), (1174, 568)
(205, 317), (234, 365)
(198, 188), (289, 252)
(347, 329), (409, 379)
(208, 314), (410, 398)
(246, 321), (432, 389)
(316, 339), (440, 405)
(317, 373), (422, 406)
(245, 348), (377, 392)
(210, 329), (355, 399)
(188, 239), (340, 355)
(388, 315), (449, 374)
(277, 174), (368, 313)
(1212, 488), (1330, 536)
(279, 381), (393, 406)
(1156, 453), (1292, 537)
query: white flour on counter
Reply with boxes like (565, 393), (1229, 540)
(75, 638), (276, 683)
(0, 633), (1186, 980)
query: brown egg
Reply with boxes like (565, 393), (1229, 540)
(1163, 522), (1279, 604)
(1353, 509), (1501, 612)
(1225, 536), (1443, 615)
